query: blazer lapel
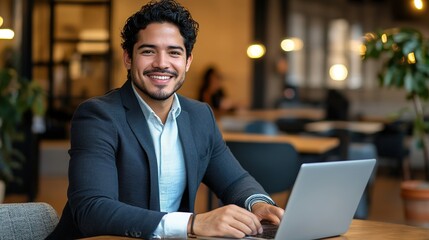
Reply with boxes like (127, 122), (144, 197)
(119, 80), (160, 211)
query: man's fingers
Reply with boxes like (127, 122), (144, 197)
(232, 214), (260, 235)
(194, 204), (262, 237)
(252, 203), (285, 225)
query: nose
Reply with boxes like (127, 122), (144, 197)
(152, 52), (169, 69)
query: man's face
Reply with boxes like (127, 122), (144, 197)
(124, 22), (192, 103)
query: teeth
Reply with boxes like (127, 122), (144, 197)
(151, 75), (170, 80)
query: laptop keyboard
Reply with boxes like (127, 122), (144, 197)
(247, 222), (278, 239)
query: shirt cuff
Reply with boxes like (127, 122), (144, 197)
(151, 212), (193, 239)
(244, 194), (277, 211)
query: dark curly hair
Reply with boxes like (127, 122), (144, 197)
(121, 0), (199, 60)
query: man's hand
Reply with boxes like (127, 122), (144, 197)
(189, 204), (263, 238)
(251, 202), (284, 225)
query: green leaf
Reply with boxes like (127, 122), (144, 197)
(393, 31), (412, 43)
(0, 68), (46, 182)
(375, 40), (383, 51)
(416, 62), (429, 75)
(404, 69), (414, 93)
(383, 67), (394, 86)
(403, 39), (419, 55)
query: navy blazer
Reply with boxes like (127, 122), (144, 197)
(48, 80), (267, 239)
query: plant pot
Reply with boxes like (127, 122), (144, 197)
(401, 180), (429, 228)
(0, 180), (5, 203)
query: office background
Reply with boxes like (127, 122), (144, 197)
(1, 0), (428, 118)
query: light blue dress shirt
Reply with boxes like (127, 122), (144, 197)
(132, 84), (191, 238)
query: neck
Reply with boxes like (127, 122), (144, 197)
(142, 95), (174, 124)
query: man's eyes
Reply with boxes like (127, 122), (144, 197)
(169, 51), (183, 56)
(140, 49), (183, 56)
(141, 49), (155, 55)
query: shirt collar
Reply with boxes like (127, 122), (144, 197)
(131, 82), (182, 120)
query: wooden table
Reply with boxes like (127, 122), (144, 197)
(305, 121), (384, 135)
(222, 132), (339, 155)
(81, 220), (429, 239)
(327, 219), (429, 240)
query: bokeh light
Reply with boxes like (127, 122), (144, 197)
(0, 29), (14, 39)
(280, 37), (303, 52)
(247, 44), (266, 59)
(329, 64), (348, 81)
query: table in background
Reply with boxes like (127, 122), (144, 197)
(305, 121), (383, 135)
(81, 220), (429, 239)
(222, 132), (339, 155)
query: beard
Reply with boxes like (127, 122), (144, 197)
(131, 72), (185, 101)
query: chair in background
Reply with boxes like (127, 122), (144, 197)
(373, 121), (410, 179)
(244, 120), (279, 135)
(0, 202), (59, 240)
(226, 141), (301, 205)
(275, 117), (314, 134)
(324, 89), (350, 121)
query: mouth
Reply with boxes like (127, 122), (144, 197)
(147, 74), (172, 85)
(144, 69), (177, 85)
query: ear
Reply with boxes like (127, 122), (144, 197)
(123, 50), (132, 70)
(185, 54), (193, 72)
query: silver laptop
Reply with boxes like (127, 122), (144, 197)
(195, 159), (376, 240)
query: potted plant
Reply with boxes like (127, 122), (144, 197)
(0, 67), (45, 202)
(363, 27), (429, 228)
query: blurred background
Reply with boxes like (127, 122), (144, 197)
(1, 0), (427, 137)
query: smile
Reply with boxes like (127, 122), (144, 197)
(150, 75), (171, 80)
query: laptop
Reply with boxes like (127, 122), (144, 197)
(195, 158), (376, 240)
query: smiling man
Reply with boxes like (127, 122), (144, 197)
(47, 0), (283, 239)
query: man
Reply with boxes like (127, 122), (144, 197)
(48, 0), (283, 239)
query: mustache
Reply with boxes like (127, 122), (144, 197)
(143, 68), (178, 77)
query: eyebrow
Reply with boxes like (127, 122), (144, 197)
(136, 44), (185, 52)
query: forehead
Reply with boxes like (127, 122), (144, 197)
(135, 22), (185, 48)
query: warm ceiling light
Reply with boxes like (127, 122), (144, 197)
(247, 44), (266, 59)
(364, 32), (377, 42)
(407, 52), (416, 64)
(280, 37), (303, 52)
(0, 29), (14, 39)
(381, 33), (388, 43)
(359, 44), (367, 56)
(413, 0), (424, 10)
(329, 64), (348, 81)
(0, 16), (3, 27)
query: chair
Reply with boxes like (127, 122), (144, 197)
(275, 117), (314, 134)
(244, 120), (279, 135)
(373, 122), (410, 178)
(226, 141), (301, 197)
(324, 89), (350, 121)
(0, 202), (59, 240)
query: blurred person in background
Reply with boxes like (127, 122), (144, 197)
(198, 66), (237, 112)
